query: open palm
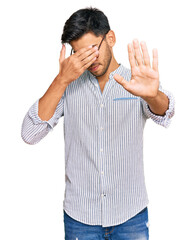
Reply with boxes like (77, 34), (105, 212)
(114, 39), (159, 99)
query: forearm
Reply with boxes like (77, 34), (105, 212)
(142, 90), (169, 116)
(38, 74), (68, 121)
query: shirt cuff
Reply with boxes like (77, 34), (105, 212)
(141, 88), (175, 128)
(28, 99), (60, 129)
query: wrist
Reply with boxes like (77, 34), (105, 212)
(55, 74), (70, 88)
(142, 92), (159, 104)
(142, 90), (169, 116)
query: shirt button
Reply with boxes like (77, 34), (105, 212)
(100, 127), (104, 131)
(101, 171), (104, 175)
(100, 148), (103, 152)
(100, 103), (104, 108)
(101, 193), (106, 197)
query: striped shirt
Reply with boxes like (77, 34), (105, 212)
(21, 64), (175, 227)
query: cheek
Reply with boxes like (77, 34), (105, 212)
(106, 44), (112, 56)
(100, 46), (112, 62)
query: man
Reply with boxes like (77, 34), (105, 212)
(21, 7), (175, 240)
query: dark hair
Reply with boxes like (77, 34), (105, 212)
(61, 7), (111, 44)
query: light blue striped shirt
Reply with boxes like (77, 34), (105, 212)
(21, 64), (175, 227)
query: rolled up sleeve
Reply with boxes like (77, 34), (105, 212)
(141, 85), (175, 128)
(21, 95), (64, 144)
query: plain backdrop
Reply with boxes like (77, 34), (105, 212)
(0, 0), (195, 239)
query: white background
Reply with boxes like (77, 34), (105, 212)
(0, 0), (195, 239)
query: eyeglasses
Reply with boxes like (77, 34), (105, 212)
(70, 33), (106, 56)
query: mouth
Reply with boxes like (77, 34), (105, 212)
(89, 64), (99, 72)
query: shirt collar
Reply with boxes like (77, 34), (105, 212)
(109, 63), (123, 79)
(87, 63), (124, 85)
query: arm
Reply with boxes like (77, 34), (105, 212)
(21, 44), (99, 144)
(114, 39), (175, 127)
(38, 74), (68, 121)
(21, 95), (64, 145)
(142, 90), (169, 116)
(39, 44), (99, 121)
(141, 85), (175, 128)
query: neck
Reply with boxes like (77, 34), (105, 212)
(97, 56), (120, 83)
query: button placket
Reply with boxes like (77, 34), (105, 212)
(99, 100), (107, 202)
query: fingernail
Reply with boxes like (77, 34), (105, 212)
(133, 39), (138, 44)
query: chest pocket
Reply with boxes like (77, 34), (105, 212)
(111, 96), (141, 113)
(107, 95), (141, 116)
(113, 97), (139, 101)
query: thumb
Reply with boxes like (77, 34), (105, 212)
(59, 44), (66, 63)
(113, 73), (129, 88)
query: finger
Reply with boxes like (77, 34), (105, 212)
(152, 48), (158, 71)
(140, 41), (151, 67)
(133, 39), (143, 66)
(128, 43), (136, 68)
(59, 44), (66, 63)
(81, 50), (99, 67)
(74, 45), (94, 58)
(82, 56), (97, 70)
(78, 46), (98, 61)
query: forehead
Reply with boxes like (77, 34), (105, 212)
(70, 32), (102, 51)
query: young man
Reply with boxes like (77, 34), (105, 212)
(21, 7), (175, 240)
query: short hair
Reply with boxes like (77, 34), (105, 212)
(61, 7), (111, 44)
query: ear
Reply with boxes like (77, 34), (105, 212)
(106, 30), (116, 48)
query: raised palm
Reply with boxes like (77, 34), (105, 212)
(114, 39), (159, 99)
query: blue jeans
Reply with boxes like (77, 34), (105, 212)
(63, 207), (149, 240)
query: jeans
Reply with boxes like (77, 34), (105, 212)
(63, 206), (149, 240)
